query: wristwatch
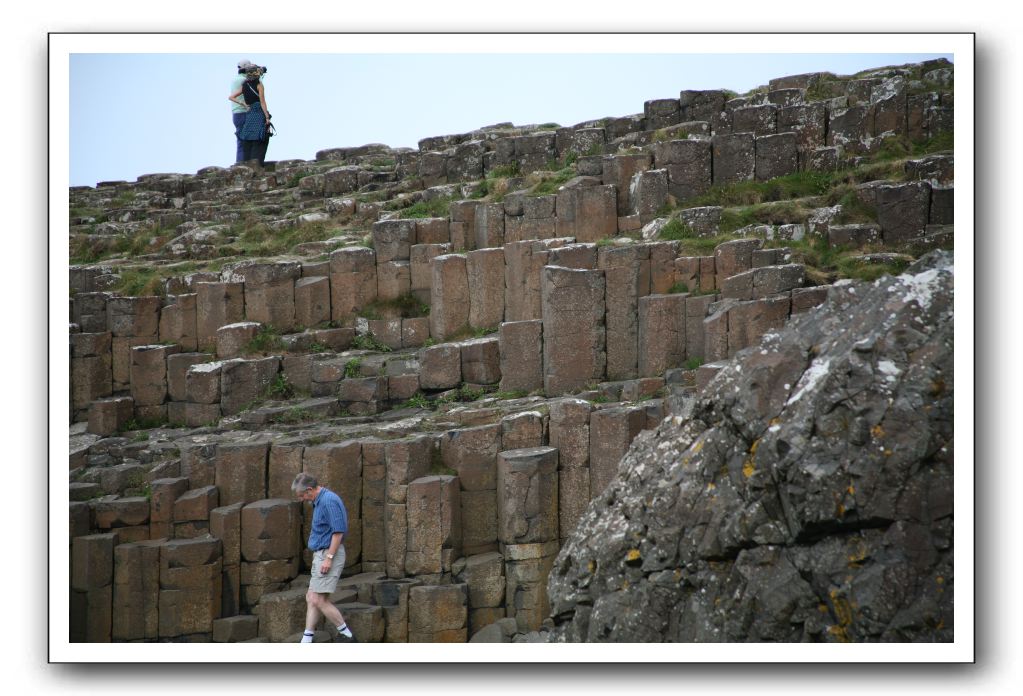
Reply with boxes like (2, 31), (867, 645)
(326, 553), (334, 560)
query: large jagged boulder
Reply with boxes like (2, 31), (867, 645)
(547, 251), (954, 643)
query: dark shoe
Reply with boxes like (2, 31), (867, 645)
(335, 632), (358, 643)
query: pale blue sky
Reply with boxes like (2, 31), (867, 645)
(69, 52), (952, 187)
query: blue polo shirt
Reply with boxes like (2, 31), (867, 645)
(308, 487), (348, 551)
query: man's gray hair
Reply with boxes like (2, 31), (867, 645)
(291, 472), (318, 493)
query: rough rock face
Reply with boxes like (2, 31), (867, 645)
(547, 251), (953, 643)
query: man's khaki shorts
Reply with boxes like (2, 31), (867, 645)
(308, 547), (346, 593)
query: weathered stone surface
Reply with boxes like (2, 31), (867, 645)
(430, 254), (469, 341)
(714, 238), (763, 290)
(504, 540), (559, 633)
(195, 282), (245, 351)
(173, 486), (218, 522)
(87, 396), (134, 436)
(215, 439), (269, 506)
(112, 539), (162, 640)
(329, 246), (377, 322)
(219, 356), (280, 415)
(409, 584), (468, 640)
(652, 139), (712, 204)
(254, 587), (307, 642)
(372, 219), (416, 263)
(294, 276), (330, 329)
(504, 238), (569, 322)
(267, 442), (304, 499)
(127, 344), (178, 407)
(638, 293), (687, 378)
(498, 320), (543, 394)
(555, 185), (617, 242)
(877, 182), (932, 245)
(500, 411), (544, 451)
(602, 153), (651, 215)
(240, 499), (301, 562)
(466, 248), (505, 330)
(829, 224), (883, 249)
(385, 436), (432, 505)
(72, 532), (118, 590)
(629, 169), (669, 223)
(406, 476), (461, 576)
(474, 202), (505, 249)
(684, 294), (715, 362)
(410, 243), (452, 304)
(599, 246), (650, 381)
(588, 406), (647, 499)
(185, 361), (223, 405)
(419, 342), (461, 390)
(541, 266), (606, 396)
(215, 321), (260, 360)
(548, 252), (954, 643)
(376, 261), (411, 302)
(71, 586), (112, 642)
(460, 336), (501, 385)
(497, 447), (559, 545)
(828, 105), (873, 153)
(210, 502), (244, 567)
(212, 615), (259, 643)
(732, 104), (777, 135)
(107, 296), (161, 337)
(727, 296), (792, 357)
(712, 133), (756, 185)
(755, 132), (799, 181)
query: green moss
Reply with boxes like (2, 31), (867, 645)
(264, 373), (296, 400)
(245, 325), (285, 354)
(351, 333), (392, 352)
(657, 218), (696, 241)
(529, 167), (575, 197)
(344, 358), (362, 378)
(395, 195), (455, 219)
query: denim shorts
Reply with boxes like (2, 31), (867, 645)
(308, 547), (346, 593)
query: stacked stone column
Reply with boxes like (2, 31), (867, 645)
(541, 265), (607, 397)
(239, 499), (302, 608)
(372, 219), (415, 301)
(157, 537), (223, 639)
(383, 437), (431, 578)
(549, 398), (594, 541)
(71, 532), (117, 642)
(497, 447), (559, 632)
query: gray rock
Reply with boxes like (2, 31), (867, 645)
(547, 252), (954, 643)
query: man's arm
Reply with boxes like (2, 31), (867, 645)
(319, 531), (344, 573)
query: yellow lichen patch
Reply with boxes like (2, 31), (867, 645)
(836, 503), (845, 516)
(587, 560), (596, 574)
(936, 576), (944, 585)
(742, 458), (755, 479)
(769, 417), (781, 427)
(673, 569), (683, 581)
(827, 625), (851, 643)
(818, 604), (829, 613)
(706, 482), (717, 491)
(692, 438), (704, 454)
(625, 549), (642, 563)
(871, 424), (885, 439)
(847, 484), (856, 495)
(622, 580), (630, 590)
(883, 449), (893, 457)
(749, 438), (761, 455)
(829, 591), (853, 627)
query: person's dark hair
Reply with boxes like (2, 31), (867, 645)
(237, 67), (246, 75)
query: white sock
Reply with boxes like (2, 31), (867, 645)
(301, 630), (315, 643)
(337, 623), (352, 638)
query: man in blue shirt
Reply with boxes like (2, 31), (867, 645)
(292, 472), (356, 642)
